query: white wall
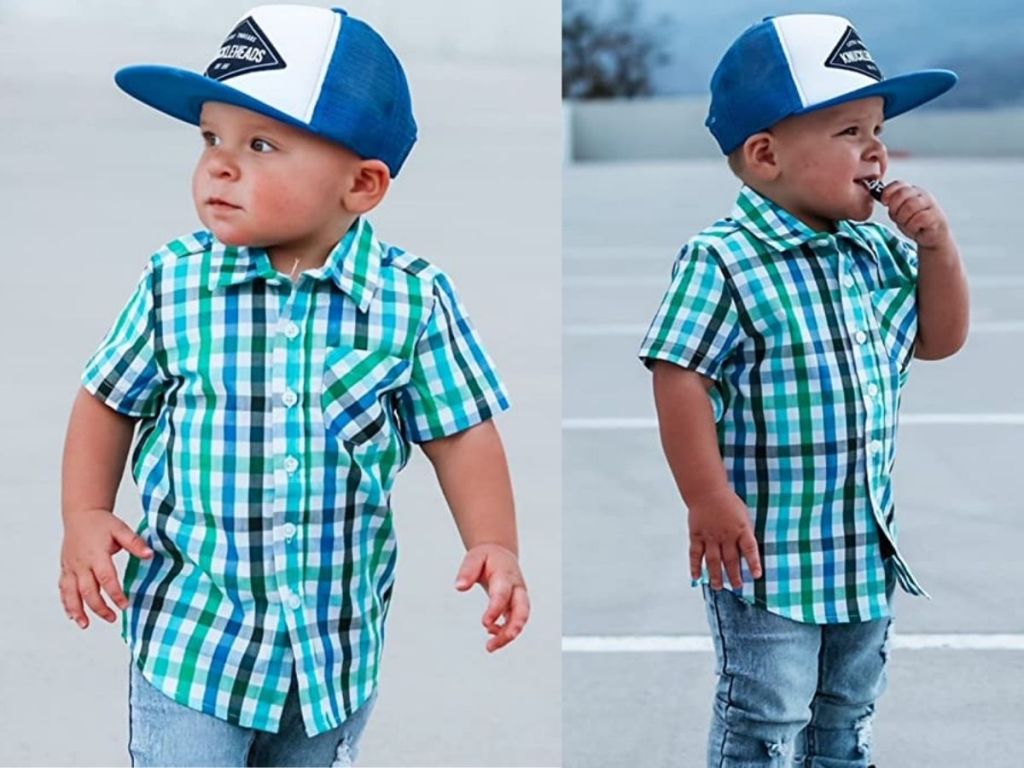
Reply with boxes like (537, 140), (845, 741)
(565, 98), (1024, 161)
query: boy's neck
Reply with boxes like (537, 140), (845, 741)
(266, 214), (360, 278)
(744, 182), (838, 234)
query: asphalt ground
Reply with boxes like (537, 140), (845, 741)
(562, 157), (1024, 767)
(0, 8), (560, 768)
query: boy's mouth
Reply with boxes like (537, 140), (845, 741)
(207, 197), (241, 210)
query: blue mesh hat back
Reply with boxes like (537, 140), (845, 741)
(706, 20), (802, 155)
(311, 9), (417, 176)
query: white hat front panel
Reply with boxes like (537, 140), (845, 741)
(206, 5), (342, 124)
(773, 14), (882, 109)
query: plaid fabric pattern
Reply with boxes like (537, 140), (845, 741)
(81, 217), (509, 735)
(640, 185), (924, 624)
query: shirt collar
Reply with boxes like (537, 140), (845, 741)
(729, 185), (876, 261)
(206, 217), (383, 312)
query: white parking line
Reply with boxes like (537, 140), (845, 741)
(564, 321), (1024, 336)
(563, 634), (1024, 653)
(564, 274), (1024, 287)
(564, 414), (1024, 429)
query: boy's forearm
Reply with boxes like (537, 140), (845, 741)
(651, 362), (730, 505)
(914, 236), (970, 360)
(420, 420), (518, 555)
(61, 387), (137, 522)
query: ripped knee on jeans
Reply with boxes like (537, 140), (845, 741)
(765, 739), (787, 758)
(331, 740), (354, 767)
(721, 730), (794, 764)
(855, 713), (873, 755)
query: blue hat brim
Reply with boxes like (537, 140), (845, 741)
(115, 64), (332, 143)
(793, 69), (958, 122)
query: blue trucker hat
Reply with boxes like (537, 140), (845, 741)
(115, 5), (417, 177)
(706, 14), (957, 155)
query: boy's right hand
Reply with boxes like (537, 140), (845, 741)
(687, 487), (762, 591)
(59, 508), (153, 629)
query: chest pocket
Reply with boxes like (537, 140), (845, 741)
(321, 346), (412, 447)
(868, 282), (917, 374)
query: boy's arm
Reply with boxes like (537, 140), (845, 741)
(59, 387), (155, 628)
(62, 387), (136, 520)
(881, 181), (970, 360)
(651, 361), (762, 590)
(419, 420), (528, 652)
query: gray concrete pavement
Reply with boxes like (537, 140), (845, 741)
(563, 157), (1024, 767)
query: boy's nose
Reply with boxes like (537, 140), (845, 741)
(205, 153), (240, 180)
(863, 137), (887, 163)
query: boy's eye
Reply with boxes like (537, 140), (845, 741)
(202, 131), (220, 147)
(840, 126), (858, 136)
(251, 138), (275, 153)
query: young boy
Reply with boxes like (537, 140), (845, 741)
(639, 15), (968, 767)
(58, 6), (529, 766)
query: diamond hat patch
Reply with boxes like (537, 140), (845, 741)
(204, 16), (286, 82)
(824, 26), (882, 81)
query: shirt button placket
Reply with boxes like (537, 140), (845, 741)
(277, 293), (307, 625)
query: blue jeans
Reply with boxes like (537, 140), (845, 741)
(128, 660), (377, 767)
(703, 563), (896, 767)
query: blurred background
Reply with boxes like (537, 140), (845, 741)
(0, 2), (560, 766)
(562, 1), (1024, 767)
(563, 0), (1024, 159)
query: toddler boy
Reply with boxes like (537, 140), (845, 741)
(640, 14), (968, 767)
(59, 6), (529, 766)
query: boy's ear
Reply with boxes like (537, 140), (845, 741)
(742, 132), (780, 182)
(342, 159), (391, 214)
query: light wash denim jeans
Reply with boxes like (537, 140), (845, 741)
(703, 560), (896, 768)
(128, 660), (377, 767)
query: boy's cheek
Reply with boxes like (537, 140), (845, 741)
(249, 176), (309, 219)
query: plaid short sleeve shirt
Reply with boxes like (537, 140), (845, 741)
(640, 185), (923, 625)
(81, 216), (510, 736)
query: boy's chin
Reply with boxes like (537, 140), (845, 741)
(206, 225), (262, 248)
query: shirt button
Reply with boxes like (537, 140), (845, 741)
(283, 522), (297, 540)
(284, 322), (300, 339)
(843, 275), (855, 289)
(288, 592), (303, 610)
(868, 440), (883, 455)
(867, 383), (879, 397)
(284, 456), (299, 473)
(282, 389), (298, 407)
(855, 330), (868, 344)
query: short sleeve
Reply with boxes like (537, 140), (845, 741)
(638, 243), (743, 381)
(395, 274), (510, 442)
(867, 222), (919, 285)
(860, 222), (919, 374)
(80, 261), (166, 418)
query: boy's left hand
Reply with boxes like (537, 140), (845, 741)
(880, 180), (952, 250)
(455, 543), (530, 653)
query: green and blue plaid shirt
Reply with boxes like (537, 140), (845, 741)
(81, 217), (509, 735)
(640, 185), (924, 624)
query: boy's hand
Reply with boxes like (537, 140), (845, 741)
(687, 487), (762, 591)
(454, 543), (530, 653)
(59, 508), (153, 629)
(880, 181), (952, 250)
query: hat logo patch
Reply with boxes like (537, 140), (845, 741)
(204, 16), (286, 82)
(824, 26), (882, 81)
